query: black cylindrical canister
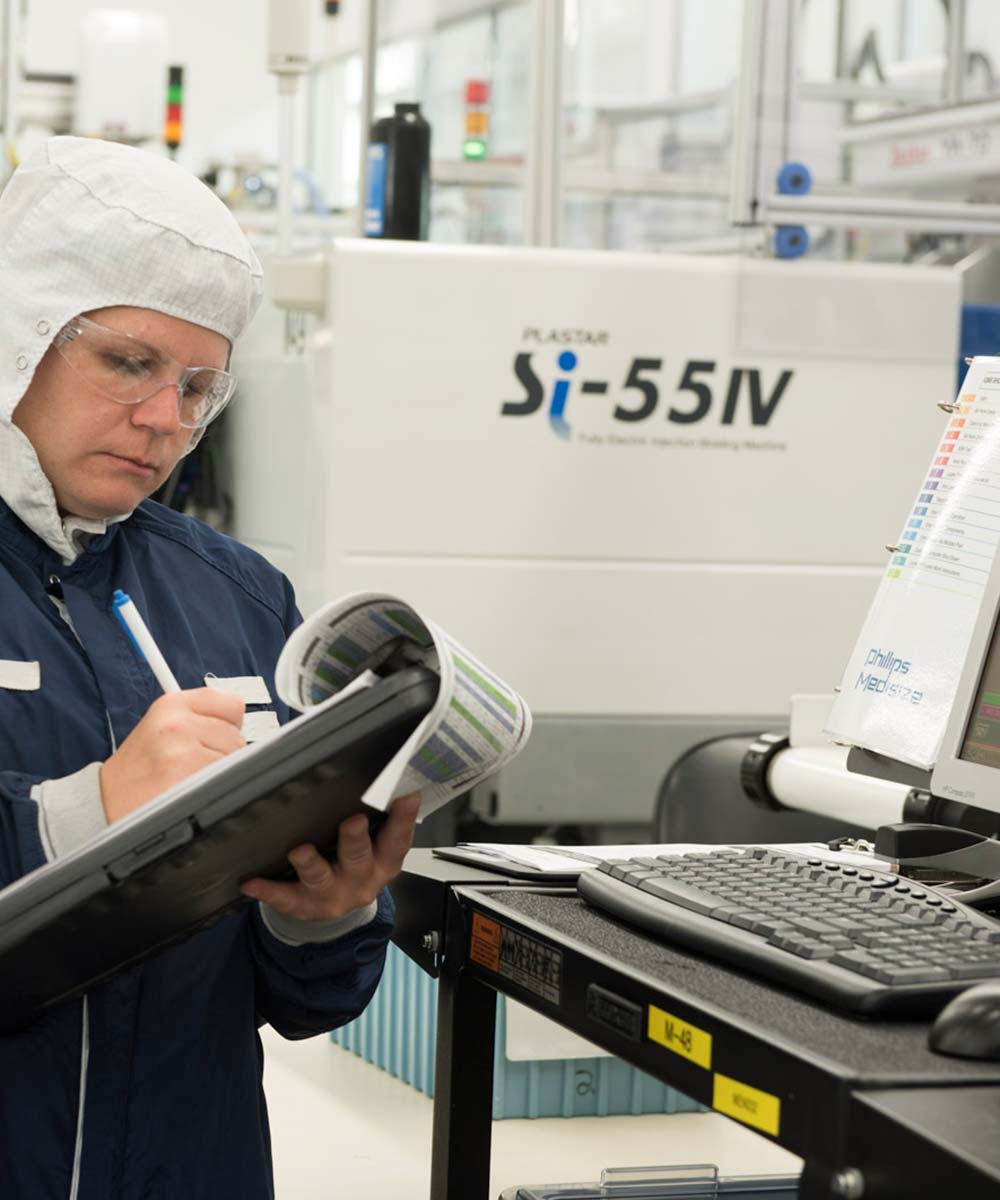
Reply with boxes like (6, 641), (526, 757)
(364, 102), (431, 240)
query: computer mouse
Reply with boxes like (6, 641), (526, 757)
(929, 982), (1000, 1059)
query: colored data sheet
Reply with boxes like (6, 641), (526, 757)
(826, 358), (1000, 769)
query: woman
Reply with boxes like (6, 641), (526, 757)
(0, 136), (418, 1199)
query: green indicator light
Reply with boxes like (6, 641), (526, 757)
(463, 138), (487, 160)
(168, 84), (183, 103)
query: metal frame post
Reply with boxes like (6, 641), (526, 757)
(355, 0), (378, 238)
(945, 0), (967, 105)
(765, 191), (1000, 235)
(2, 0), (21, 177)
(729, 0), (799, 227)
(729, 0), (766, 226)
(429, 967), (498, 1200)
(525, 0), (565, 246)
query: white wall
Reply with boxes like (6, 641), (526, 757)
(23, 0), (286, 175)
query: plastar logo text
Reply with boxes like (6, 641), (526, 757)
(500, 339), (793, 441)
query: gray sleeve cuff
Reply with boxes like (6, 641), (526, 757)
(258, 899), (378, 946)
(34, 762), (108, 862)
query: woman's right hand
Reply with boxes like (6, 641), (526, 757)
(99, 687), (246, 823)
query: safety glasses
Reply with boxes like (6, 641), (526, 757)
(53, 315), (236, 430)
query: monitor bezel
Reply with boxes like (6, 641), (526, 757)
(930, 541), (1000, 814)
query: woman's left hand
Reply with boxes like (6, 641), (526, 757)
(240, 791), (421, 920)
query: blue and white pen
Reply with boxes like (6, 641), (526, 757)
(112, 589), (181, 694)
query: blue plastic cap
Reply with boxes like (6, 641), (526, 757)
(112, 588), (130, 608)
(774, 225), (809, 259)
(776, 161), (812, 196)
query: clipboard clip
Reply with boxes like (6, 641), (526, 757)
(356, 634), (428, 679)
(938, 402), (960, 413)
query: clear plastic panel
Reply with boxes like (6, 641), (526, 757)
(561, 0), (742, 252)
(307, 0), (529, 244)
(307, 0), (1000, 252)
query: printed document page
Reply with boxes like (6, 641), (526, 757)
(114, 595), (532, 829)
(275, 593), (532, 818)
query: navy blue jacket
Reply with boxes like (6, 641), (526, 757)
(0, 498), (392, 1199)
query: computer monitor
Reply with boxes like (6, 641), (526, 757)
(931, 548), (1000, 814)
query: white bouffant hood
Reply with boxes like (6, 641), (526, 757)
(0, 136), (263, 562)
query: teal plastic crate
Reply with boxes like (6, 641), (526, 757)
(331, 943), (704, 1120)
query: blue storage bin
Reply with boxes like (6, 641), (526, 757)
(330, 943), (705, 1120)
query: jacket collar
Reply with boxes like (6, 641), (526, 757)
(0, 418), (131, 565)
(0, 494), (122, 571)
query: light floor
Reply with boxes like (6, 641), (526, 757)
(261, 1026), (803, 1199)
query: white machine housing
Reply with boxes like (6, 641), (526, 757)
(232, 241), (959, 826)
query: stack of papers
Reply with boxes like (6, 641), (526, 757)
(437, 841), (887, 878)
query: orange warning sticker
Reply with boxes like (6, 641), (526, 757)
(470, 912), (501, 972)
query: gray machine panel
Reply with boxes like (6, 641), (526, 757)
(468, 714), (783, 826)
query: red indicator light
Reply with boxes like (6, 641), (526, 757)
(465, 79), (489, 105)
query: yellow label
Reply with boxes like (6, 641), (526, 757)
(647, 1005), (712, 1070)
(712, 1072), (781, 1137)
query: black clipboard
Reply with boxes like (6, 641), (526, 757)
(0, 666), (438, 1030)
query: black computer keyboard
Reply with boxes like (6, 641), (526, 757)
(576, 846), (1000, 1017)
